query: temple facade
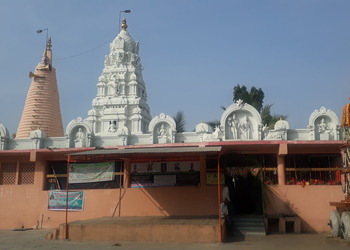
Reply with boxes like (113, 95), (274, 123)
(0, 18), (345, 240)
(0, 19), (343, 150)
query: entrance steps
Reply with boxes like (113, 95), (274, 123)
(232, 215), (266, 236)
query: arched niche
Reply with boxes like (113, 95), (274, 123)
(308, 106), (340, 140)
(0, 123), (9, 150)
(65, 117), (93, 148)
(220, 100), (262, 140)
(148, 113), (176, 144)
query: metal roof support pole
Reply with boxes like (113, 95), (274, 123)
(65, 155), (70, 240)
(217, 153), (223, 243)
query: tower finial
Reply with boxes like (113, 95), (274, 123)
(121, 18), (128, 31)
(47, 37), (52, 50)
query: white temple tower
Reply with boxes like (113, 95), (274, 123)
(16, 38), (64, 138)
(87, 18), (151, 135)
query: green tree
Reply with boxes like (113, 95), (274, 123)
(173, 111), (186, 133)
(260, 104), (287, 129)
(260, 104), (273, 127)
(233, 84), (264, 113)
(233, 84), (287, 128)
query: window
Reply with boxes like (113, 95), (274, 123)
(18, 162), (35, 185)
(0, 162), (17, 185)
(285, 155), (341, 185)
(0, 162), (35, 185)
(46, 161), (124, 190)
(221, 154), (278, 185)
(130, 161), (200, 187)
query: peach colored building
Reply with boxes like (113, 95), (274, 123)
(0, 19), (345, 241)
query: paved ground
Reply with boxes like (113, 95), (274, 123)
(0, 229), (349, 250)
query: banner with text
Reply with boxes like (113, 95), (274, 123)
(48, 191), (84, 211)
(69, 162), (115, 183)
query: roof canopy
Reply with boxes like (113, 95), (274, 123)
(69, 146), (222, 156)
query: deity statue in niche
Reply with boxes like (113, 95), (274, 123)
(157, 124), (167, 138)
(318, 118), (328, 134)
(74, 128), (86, 147)
(240, 115), (251, 139)
(317, 117), (332, 140)
(108, 121), (117, 133)
(227, 114), (238, 139)
(75, 128), (85, 142)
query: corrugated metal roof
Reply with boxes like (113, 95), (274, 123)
(69, 146), (222, 156)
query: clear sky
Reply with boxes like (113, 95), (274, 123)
(0, 0), (349, 134)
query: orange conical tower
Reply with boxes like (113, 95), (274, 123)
(16, 38), (64, 138)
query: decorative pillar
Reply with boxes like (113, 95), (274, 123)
(277, 155), (286, 185)
(199, 155), (207, 186)
(277, 143), (288, 185)
(123, 158), (131, 188)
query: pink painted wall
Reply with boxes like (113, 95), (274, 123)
(0, 159), (219, 229)
(0, 157), (344, 233)
(265, 185), (344, 232)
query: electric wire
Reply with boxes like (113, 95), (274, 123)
(53, 39), (112, 62)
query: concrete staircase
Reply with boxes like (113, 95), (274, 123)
(232, 215), (266, 236)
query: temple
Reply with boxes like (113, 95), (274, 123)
(0, 18), (345, 242)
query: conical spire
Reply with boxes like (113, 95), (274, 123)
(16, 38), (64, 138)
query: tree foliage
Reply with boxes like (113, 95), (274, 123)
(233, 84), (287, 128)
(260, 104), (273, 127)
(173, 111), (186, 133)
(260, 104), (287, 129)
(233, 84), (265, 113)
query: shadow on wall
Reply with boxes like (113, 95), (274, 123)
(116, 185), (219, 217)
(264, 186), (326, 233)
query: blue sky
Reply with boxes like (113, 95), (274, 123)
(0, 0), (349, 134)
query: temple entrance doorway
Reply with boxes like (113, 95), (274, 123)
(221, 154), (276, 216)
(226, 171), (263, 215)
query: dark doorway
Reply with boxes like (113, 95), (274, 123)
(229, 172), (263, 215)
(221, 154), (275, 216)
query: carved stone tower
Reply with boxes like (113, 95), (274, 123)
(16, 38), (64, 138)
(86, 18), (152, 135)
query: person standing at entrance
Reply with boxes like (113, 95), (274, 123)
(222, 183), (234, 215)
(221, 201), (233, 231)
(222, 184), (230, 204)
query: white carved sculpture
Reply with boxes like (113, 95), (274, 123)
(317, 118), (331, 140)
(117, 125), (128, 146)
(240, 115), (251, 139)
(318, 118), (327, 133)
(263, 118), (289, 140)
(227, 114), (238, 139)
(108, 121), (117, 133)
(157, 124), (168, 143)
(74, 128), (86, 147)
(212, 126), (223, 140)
